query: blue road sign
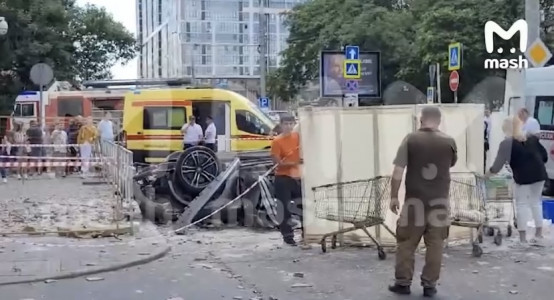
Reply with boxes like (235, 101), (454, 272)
(258, 97), (270, 110)
(343, 60), (361, 79)
(448, 42), (461, 71)
(345, 46), (359, 60)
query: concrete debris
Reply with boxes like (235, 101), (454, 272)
(269, 297), (279, 300)
(232, 297), (243, 300)
(85, 276), (104, 282)
(291, 283), (313, 288)
(293, 272), (304, 278)
(0, 179), (118, 234)
(472, 270), (479, 274)
(509, 290), (519, 294)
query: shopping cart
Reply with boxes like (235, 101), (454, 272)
(482, 174), (515, 245)
(448, 172), (488, 257)
(311, 176), (394, 260)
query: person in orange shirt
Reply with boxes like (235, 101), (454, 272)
(271, 114), (303, 246)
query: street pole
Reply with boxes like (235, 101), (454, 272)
(436, 62), (442, 103)
(524, 0), (540, 112)
(39, 85), (45, 130)
(258, 0), (268, 98)
(191, 44), (197, 84)
(525, 0), (541, 68)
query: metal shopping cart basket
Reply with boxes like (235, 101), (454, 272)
(312, 176), (395, 260)
(482, 174), (515, 245)
(449, 172), (488, 257)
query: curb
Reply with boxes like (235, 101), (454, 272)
(0, 244), (171, 286)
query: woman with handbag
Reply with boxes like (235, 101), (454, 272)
(487, 116), (548, 247)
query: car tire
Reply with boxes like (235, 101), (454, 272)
(173, 146), (221, 196)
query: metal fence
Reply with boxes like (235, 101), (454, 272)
(97, 140), (135, 221)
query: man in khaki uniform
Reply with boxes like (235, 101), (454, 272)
(388, 106), (457, 298)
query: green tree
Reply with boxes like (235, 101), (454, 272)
(273, 0), (554, 104)
(70, 4), (138, 80)
(271, 0), (417, 102)
(0, 0), (136, 114)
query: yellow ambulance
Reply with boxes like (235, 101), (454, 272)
(122, 88), (277, 163)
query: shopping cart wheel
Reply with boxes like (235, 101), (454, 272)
(507, 225), (513, 237)
(486, 227), (495, 237)
(378, 247), (387, 260)
(320, 239), (327, 253)
(331, 235), (337, 249)
(472, 244), (483, 258)
(494, 233), (503, 246)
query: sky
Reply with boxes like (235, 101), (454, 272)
(77, 0), (138, 79)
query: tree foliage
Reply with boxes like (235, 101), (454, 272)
(0, 0), (136, 113)
(270, 0), (553, 103)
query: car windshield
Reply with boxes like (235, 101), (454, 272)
(247, 101), (275, 127)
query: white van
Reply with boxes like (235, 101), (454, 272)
(505, 67), (554, 194)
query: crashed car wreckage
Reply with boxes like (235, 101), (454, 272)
(133, 146), (281, 231)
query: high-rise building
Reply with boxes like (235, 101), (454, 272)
(136, 0), (306, 80)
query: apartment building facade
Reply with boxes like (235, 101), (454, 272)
(136, 0), (306, 80)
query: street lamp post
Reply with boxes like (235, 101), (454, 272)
(0, 17), (8, 36)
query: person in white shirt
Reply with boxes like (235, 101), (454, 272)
(518, 108), (541, 136)
(203, 116), (217, 151)
(97, 112), (114, 142)
(181, 116), (203, 150)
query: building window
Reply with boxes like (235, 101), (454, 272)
(143, 107), (186, 130)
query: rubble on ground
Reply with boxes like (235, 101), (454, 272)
(0, 177), (122, 235)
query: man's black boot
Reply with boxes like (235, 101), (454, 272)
(423, 287), (437, 297)
(388, 284), (411, 295)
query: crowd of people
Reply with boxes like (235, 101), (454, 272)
(0, 112), (115, 183)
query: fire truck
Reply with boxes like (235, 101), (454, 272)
(2, 81), (126, 133)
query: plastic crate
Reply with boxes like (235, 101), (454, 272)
(543, 199), (554, 221)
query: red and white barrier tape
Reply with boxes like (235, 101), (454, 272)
(0, 161), (103, 167)
(0, 155), (105, 160)
(5, 144), (83, 148)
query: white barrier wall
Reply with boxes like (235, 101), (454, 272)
(299, 104), (485, 245)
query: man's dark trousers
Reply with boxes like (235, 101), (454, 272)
(274, 175), (303, 240)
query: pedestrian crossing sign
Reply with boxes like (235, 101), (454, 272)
(448, 42), (462, 71)
(343, 59), (361, 79)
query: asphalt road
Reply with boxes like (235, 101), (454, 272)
(1, 229), (554, 300)
(0, 253), (255, 300)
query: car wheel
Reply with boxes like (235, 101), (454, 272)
(173, 146), (221, 195)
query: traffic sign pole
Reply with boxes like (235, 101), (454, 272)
(449, 71), (460, 103)
(436, 62), (441, 103)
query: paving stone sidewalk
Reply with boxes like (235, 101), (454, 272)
(0, 221), (170, 285)
(0, 176), (169, 285)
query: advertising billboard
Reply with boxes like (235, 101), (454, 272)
(320, 51), (381, 98)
